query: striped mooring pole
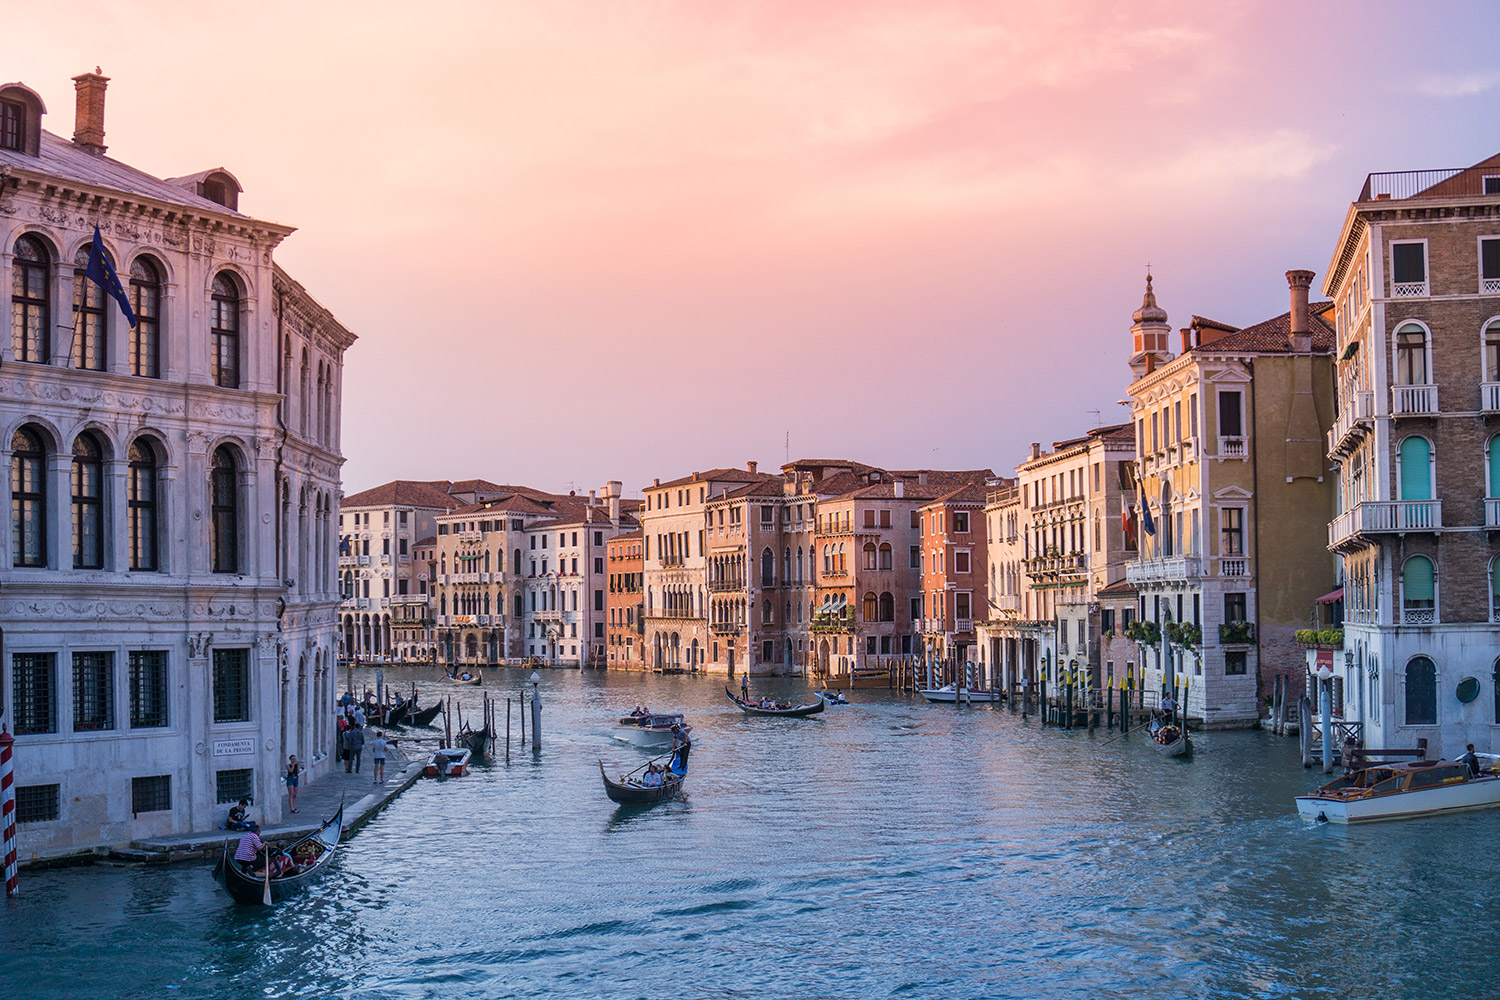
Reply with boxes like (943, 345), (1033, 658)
(1, 727), (16, 896)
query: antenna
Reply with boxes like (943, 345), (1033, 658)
(785, 430), (790, 464)
(1087, 409), (1101, 428)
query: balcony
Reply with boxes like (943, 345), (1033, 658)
(954, 618), (974, 634)
(1392, 281), (1429, 298)
(707, 577), (746, 593)
(1126, 556), (1202, 585)
(357, 555), (370, 566)
(1218, 436), (1246, 459)
(1391, 384), (1438, 416)
(1219, 558), (1249, 577)
(710, 619), (743, 635)
(1483, 383), (1500, 414)
(1488, 499), (1500, 529)
(1329, 500), (1443, 551)
(1327, 390), (1375, 457)
(993, 595), (1022, 613)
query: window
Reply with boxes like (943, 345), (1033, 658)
(879, 509), (891, 528)
(13, 652), (56, 735)
(878, 543), (892, 570)
(126, 440), (160, 571)
(72, 244), (108, 370)
(216, 768), (254, 805)
(762, 640), (774, 663)
(1402, 555), (1435, 623)
(15, 784), (58, 823)
(1224, 650), (1247, 675)
(761, 506), (773, 525)
(1396, 324), (1428, 385)
(954, 550), (971, 573)
(955, 593), (971, 621)
(1482, 238), (1500, 293)
(863, 542), (877, 570)
(212, 648), (250, 723)
(1221, 507), (1244, 556)
(131, 775), (172, 816)
(1224, 592), (1247, 624)
(910, 546), (920, 569)
(953, 511), (970, 533)
(1391, 241), (1427, 294)
(12, 235), (50, 363)
(1218, 391), (1243, 437)
(72, 652), (114, 731)
(211, 447), (238, 573)
(72, 433), (105, 568)
(11, 425), (47, 567)
(1405, 655), (1437, 725)
(761, 548), (774, 586)
(1399, 436), (1433, 500)
(0, 99), (25, 152)
(210, 272), (241, 388)
(1486, 320), (1500, 383)
(863, 509), (875, 528)
(127, 650), (169, 728)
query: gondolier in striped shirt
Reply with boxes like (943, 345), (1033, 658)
(233, 823), (264, 870)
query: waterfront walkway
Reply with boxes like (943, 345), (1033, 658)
(114, 738), (434, 864)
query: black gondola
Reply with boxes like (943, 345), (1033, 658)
(599, 760), (685, 805)
(213, 802), (344, 905)
(381, 702), (410, 728)
(408, 701), (443, 727)
(725, 687), (826, 717)
(456, 726), (492, 755)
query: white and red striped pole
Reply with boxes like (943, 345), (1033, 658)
(1, 727), (17, 896)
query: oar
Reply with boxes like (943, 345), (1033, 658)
(1098, 718), (1155, 747)
(261, 844), (272, 906)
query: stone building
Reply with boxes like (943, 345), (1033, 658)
(0, 73), (354, 857)
(704, 472), (799, 675)
(1125, 272), (1337, 727)
(914, 484), (991, 679)
(1323, 152), (1500, 756)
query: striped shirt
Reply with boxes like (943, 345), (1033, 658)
(233, 831), (265, 861)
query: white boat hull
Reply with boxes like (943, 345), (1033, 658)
(1297, 774), (1500, 823)
(919, 687), (997, 705)
(612, 726), (677, 748)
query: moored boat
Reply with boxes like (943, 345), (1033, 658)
(425, 747), (472, 777)
(599, 759), (685, 805)
(455, 726), (491, 756)
(408, 701), (443, 727)
(1296, 758), (1500, 823)
(214, 803), (344, 905)
(613, 713), (690, 748)
(919, 684), (1000, 705)
(725, 688), (825, 717)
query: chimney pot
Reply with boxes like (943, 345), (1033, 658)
(894, 481), (904, 498)
(1287, 269), (1315, 352)
(747, 461), (757, 474)
(1180, 328), (1193, 353)
(71, 69), (109, 156)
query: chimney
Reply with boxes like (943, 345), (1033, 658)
(1029, 442), (1042, 461)
(1180, 328), (1193, 353)
(587, 490), (596, 507)
(894, 481), (904, 498)
(918, 471), (928, 485)
(71, 68), (109, 156)
(1287, 269), (1315, 352)
(747, 461), (757, 474)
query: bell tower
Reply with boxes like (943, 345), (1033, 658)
(1128, 273), (1173, 378)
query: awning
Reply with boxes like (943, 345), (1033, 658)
(1314, 587), (1344, 604)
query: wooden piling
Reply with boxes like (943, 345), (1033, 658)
(506, 697), (512, 761)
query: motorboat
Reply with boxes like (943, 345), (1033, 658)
(613, 713), (690, 748)
(1295, 758), (1500, 823)
(919, 684), (999, 705)
(817, 690), (849, 705)
(425, 747), (472, 777)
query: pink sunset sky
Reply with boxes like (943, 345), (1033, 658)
(8, 1), (1499, 495)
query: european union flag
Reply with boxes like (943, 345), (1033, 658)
(85, 225), (137, 328)
(1139, 489), (1156, 537)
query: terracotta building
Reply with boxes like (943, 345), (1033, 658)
(606, 530), (645, 669)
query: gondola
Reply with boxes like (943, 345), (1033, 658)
(380, 702), (410, 728)
(213, 802), (344, 905)
(599, 759), (685, 805)
(1152, 726), (1190, 757)
(408, 701), (443, 727)
(456, 725), (492, 755)
(446, 668), (483, 685)
(725, 687), (825, 717)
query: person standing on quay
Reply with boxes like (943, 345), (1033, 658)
(344, 725), (366, 773)
(284, 755), (302, 813)
(370, 732), (388, 785)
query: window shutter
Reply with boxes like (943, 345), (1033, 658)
(1404, 556), (1434, 603)
(1399, 437), (1432, 500)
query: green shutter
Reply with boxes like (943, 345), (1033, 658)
(1404, 556), (1434, 602)
(1490, 437), (1500, 499)
(1399, 437), (1431, 500)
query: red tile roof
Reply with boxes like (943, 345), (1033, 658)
(342, 480), (462, 509)
(648, 468), (767, 491)
(1190, 306), (1335, 355)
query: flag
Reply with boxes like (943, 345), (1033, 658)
(339, 535), (352, 556)
(1139, 490), (1156, 537)
(1121, 502), (1134, 546)
(85, 225), (137, 328)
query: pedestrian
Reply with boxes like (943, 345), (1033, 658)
(336, 712), (349, 761)
(284, 754), (302, 813)
(345, 723), (366, 774)
(352, 705), (366, 728)
(370, 731), (388, 785)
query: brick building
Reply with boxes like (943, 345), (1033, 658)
(606, 530), (645, 669)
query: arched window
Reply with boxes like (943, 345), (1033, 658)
(878, 543), (892, 570)
(1492, 557), (1500, 623)
(210, 273), (241, 388)
(838, 543), (846, 573)
(863, 591), (877, 622)
(210, 446), (239, 573)
(879, 591), (895, 622)
(12, 235), (50, 363)
(1402, 555), (1435, 624)
(761, 547), (774, 587)
(1405, 655), (1437, 726)
(11, 425), (46, 566)
(72, 244), (107, 370)
(783, 547), (790, 581)
(513, 548), (521, 575)
(863, 542), (877, 570)
(1398, 436), (1433, 500)
(1396, 323), (1427, 385)
(762, 599), (773, 625)
(1485, 319), (1500, 382)
(299, 347), (310, 436)
(128, 439), (159, 571)
(71, 432), (105, 568)
(1488, 435), (1500, 499)
(822, 545), (830, 574)
(1493, 657), (1500, 725)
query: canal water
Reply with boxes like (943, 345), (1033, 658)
(3, 667), (1495, 999)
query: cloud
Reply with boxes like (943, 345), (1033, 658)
(1413, 71), (1500, 98)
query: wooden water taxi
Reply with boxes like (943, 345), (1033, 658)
(613, 713), (690, 748)
(1296, 758), (1500, 823)
(919, 684), (1000, 705)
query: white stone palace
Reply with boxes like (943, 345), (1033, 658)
(0, 71), (354, 859)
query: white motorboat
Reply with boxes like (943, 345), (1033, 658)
(612, 713), (690, 749)
(1295, 758), (1500, 823)
(919, 684), (999, 705)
